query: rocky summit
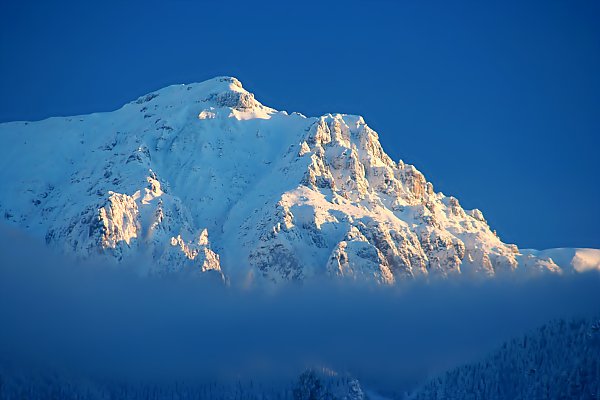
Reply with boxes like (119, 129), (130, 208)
(2, 76), (596, 284)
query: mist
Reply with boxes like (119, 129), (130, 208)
(0, 224), (599, 391)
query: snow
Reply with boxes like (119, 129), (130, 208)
(0, 76), (592, 284)
(521, 248), (600, 273)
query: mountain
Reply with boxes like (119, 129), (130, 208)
(410, 317), (600, 400)
(0, 76), (587, 284)
(521, 248), (600, 273)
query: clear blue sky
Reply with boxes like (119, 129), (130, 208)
(1, 0), (598, 249)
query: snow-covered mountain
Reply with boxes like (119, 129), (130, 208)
(521, 248), (600, 273)
(0, 76), (590, 284)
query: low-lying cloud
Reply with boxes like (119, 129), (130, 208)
(0, 224), (599, 391)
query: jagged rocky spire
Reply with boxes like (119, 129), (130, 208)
(0, 76), (575, 284)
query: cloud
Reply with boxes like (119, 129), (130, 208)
(0, 223), (599, 392)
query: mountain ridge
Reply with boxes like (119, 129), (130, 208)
(0, 76), (595, 284)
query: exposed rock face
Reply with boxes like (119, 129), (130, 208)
(326, 226), (395, 285)
(0, 76), (563, 284)
(205, 77), (259, 110)
(245, 112), (556, 283)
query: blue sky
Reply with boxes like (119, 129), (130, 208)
(1, 0), (598, 249)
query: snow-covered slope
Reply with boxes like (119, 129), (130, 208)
(521, 248), (600, 273)
(0, 76), (578, 283)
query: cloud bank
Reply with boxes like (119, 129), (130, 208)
(0, 224), (599, 391)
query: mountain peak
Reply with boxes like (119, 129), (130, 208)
(0, 77), (580, 285)
(128, 76), (274, 121)
(200, 76), (261, 110)
(192, 76), (251, 101)
(208, 76), (245, 91)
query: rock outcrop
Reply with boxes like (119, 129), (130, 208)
(0, 76), (566, 284)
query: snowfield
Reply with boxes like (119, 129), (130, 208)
(0, 76), (594, 284)
(521, 248), (600, 273)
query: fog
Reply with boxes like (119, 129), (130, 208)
(0, 224), (599, 391)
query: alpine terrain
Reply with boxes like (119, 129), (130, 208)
(1, 76), (597, 284)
